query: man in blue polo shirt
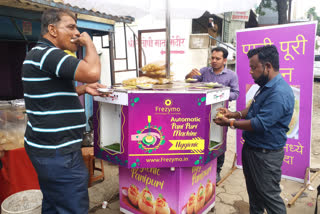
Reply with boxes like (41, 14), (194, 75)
(214, 45), (294, 214)
(22, 8), (106, 213)
(185, 47), (239, 101)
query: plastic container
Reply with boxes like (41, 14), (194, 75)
(0, 99), (27, 150)
(1, 190), (42, 214)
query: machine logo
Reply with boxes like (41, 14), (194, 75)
(155, 98), (181, 114)
(131, 115), (165, 154)
(164, 99), (172, 106)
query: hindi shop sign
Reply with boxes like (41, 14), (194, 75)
(231, 11), (250, 22)
(236, 22), (317, 182)
(127, 33), (186, 63)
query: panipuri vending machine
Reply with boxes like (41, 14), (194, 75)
(93, 82), (229, 214)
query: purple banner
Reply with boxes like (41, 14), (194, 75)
(236, 22), (316, 182)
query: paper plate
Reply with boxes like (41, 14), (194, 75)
(136, 84), (153, 90)
(97, 88), (114, 93)
(204, 82), (223, 88)
(185, 78), (198, 83)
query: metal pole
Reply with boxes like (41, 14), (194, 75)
(123, 22), (129, 70)
(165, 0), (170, 78)
(109, 32), (116, 85)
(133, 33), (139, 77)
(288, 0), (292, 23)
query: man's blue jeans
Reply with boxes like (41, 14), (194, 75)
(27, 149), (89, 214)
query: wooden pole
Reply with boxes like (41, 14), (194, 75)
(217, 153), (237, 186)
(303, 167), (310, 186)
(288, 169), (320, 207)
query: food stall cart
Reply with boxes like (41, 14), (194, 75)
(93, 82), (229, 213)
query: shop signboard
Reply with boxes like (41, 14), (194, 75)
(231, 11), (250, 22)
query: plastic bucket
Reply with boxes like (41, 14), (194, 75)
(1, 190), (42, 214)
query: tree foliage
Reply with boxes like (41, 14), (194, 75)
(256, 0), (277, 16)
(256, 1), (319, 34)
(307, 7), (320, 36)
(256, 0), (289, 24)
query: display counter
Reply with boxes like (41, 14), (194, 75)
(93, 82), (229, 168)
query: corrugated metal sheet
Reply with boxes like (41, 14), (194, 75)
(0, 0), (134, 23)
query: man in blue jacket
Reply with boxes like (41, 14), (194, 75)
(214, 45), (294, 214)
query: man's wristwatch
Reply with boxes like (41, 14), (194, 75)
(229, 119), (236, 129)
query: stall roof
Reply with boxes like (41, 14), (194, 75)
(63, 0), (262, 19)
(0, 0), (135, 41)
(0, 0), (135, 24)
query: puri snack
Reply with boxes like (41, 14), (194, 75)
(185, 78), (198, 83)
(157, 78), (171, 85)
(287, 99), (299, 136)
(137, 84), (153, 88)
(141, 62), (165, 79)
(186, 193), (196, 214)
(122, 76), (159, 86)
(128, 184), (139, 207)
(205, 82), (220, 87)
(144, 69), (166, 78)
(123, 61), (172, 86)
(155, 194), (170, 214)
(140, 61), (173, 84)
(215, 112), (224, 119)
(205, 179), (214, 203)
(138, 186), (156, 214)
(195, 184), (205, 213)
(186, 78), (197, 81)
(141, 63), (165, 73)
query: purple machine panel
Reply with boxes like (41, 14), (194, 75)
(119, 158), (217, 214)
(93, 89), (228, 168)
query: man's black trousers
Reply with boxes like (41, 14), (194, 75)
(242, 143), (286, 214)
